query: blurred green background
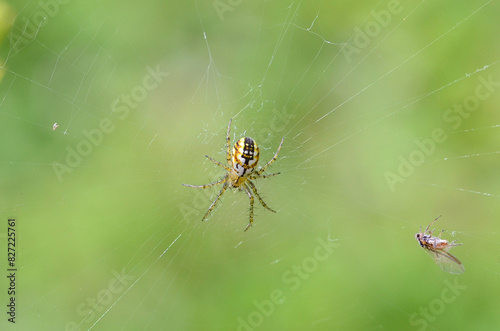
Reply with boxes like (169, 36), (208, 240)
(1, 0), (500, 330)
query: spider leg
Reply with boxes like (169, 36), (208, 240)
(246, 180), (276, 213)
(205, 155), (231, 171)
(226, 119), (232, 166)
(248, 172), (280, 180)
(255, 137), (284, 175)
(242, 184), (255, 232)
(182, 175), (228, 189)
(202, 181), (229, 222)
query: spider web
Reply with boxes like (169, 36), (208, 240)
(1, 0), (500, 330)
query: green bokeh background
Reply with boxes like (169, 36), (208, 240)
(1, 0), (500, 330)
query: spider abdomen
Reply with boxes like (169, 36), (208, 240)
(232, 137), (259, 177)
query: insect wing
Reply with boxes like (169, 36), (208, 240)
(424, 247), (465, 274)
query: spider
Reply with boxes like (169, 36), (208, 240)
(415, 216), (464, 274)
(183, 119), (284, 231)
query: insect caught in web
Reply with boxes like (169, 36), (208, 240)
(183, 119), (284, 231)
(415, 216), (465, 274)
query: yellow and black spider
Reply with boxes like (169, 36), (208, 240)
(183, 119), (284, 231)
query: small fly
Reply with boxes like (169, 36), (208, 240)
(415, 216), (464, 274)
